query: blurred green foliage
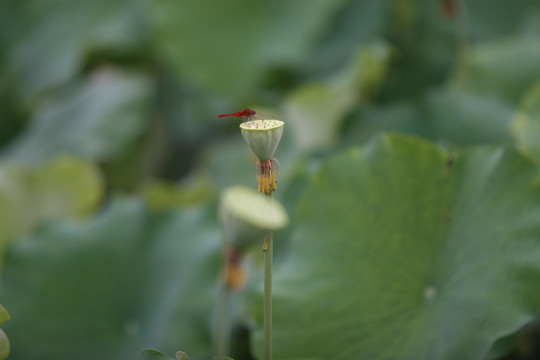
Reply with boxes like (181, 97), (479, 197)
(135, 348), (180, 360)
(0, 305), (9, 360)
(1, 0), (540, 360)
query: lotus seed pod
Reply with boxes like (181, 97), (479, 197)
(240, 120), (284, 161)
(0, 328), (9, 360)
(219, 186), (288, 249)
(176, 351), (189, 360)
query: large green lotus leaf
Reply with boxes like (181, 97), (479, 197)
(379, 0), (459, 99)
(1, 70), (151, 164)
(300, 0), (386, 75)
(464, 0), (540, 40)
(426, 88), (514, 146)
(135, 349), (175, 360)
(0, 198), (221, 360)
(512, 81), (540, 165)
(344, 103), (426, 145)
(453, 37), (540, 103)
(151, 0), (341, 95)
(285, 43), (390, 152)
(4, 0), (146, 101)
(382, 0), (540, 100)
(353, 88), (514, 148)
(0, 156), (102, 246)
(254, 134), (540, 360)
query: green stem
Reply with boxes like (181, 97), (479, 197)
(264, 233), (273, 360)
(215, 285), (230, 357)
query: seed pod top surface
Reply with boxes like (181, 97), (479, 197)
(240, 120), (284, 160)
(220, 185), (288, 231)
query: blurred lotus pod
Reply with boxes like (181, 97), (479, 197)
(0, 329), (9, 360)
(0, 304), (10, 360)
(176, 351), (189, 360)
(220, 186), (288, 249)
(240, 120), (284, 161)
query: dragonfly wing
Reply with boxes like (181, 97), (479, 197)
(252, 111), (276, 120)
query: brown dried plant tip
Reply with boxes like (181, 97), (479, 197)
(257, 158), (280, 195)
(224, 247), (245, 290)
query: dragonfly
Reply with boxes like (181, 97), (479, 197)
(217, 108), (276, 122)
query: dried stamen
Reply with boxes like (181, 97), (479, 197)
(257, 158), (279, 194)
(224, 246), (245, 290)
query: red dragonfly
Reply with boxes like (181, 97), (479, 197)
(217, 108), (275, 122)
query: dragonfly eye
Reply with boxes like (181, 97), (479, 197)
(250, 110), (256, 115)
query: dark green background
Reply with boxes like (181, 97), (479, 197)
(1, 1), (540, 359)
